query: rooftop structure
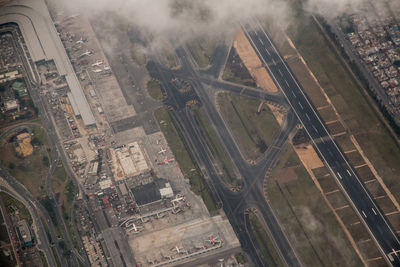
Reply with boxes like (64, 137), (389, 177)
(16, 219), (33, 247)
(0, 0), (96, 126)
(110, 142), (150, 181)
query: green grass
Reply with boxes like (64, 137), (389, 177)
(266, 146), (362, 266)
(146, 79), (164, 101)
(282, 6), (400, 203)
(234, 253), (246, 264)
(187, 37), (216, 68)
(50, 164), (79, 251)
(0, 126), (49, 198)
(222, 67), (243, 84)
(154, 107), (217, 212)
(0, 192), (32, 226)
(39, 251), (49, 267)
(191, 105), (238, 186)
(249, 211), (284, 267)
(217, 93), (280, 160)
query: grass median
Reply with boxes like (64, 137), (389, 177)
(154, 107), (217, 212)
(191, 105), (238, 186)
(217, 93), (280, 161)
(248, 211), (284, 267)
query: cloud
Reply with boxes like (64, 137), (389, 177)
(64, 0), (290, 51)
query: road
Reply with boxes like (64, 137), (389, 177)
(148, 47), (302, 265)
(242, 20), (400, 266)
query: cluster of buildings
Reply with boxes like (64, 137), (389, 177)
(345, 15), (400, 116)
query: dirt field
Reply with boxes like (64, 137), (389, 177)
(233, 30), (278, 93)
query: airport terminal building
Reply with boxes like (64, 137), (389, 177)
(0, 0), (96, 127)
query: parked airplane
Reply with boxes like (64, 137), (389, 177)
(205, 234), (220, 245)
(76, 37), (86, 44)
(92, 68), (103, 73)
(126, 222), (142, 233)
(91, 60), (104, 67)
(103, 66), (111, 71)
(171, 245), (187, 254)
(158, 157), (175, 165)
(158, 146), (168, 155)
(171, 194), (185, 204)
(79, 51), (92, 58)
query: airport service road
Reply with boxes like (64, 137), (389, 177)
(242, 20), (400, 266)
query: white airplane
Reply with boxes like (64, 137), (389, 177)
(126, 222), (142, 233)
(171, 245), (187, 254)
(91, 60), (104, 67)
(92, 69), (103, 73)
(76, 37), (86, 44)
(171, 194), (185, 204)
(158, 146), (168, 155)
(103, 66), (111, 71)
(79, 51), (92, 58)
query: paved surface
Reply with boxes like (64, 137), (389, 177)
(242, 20), (400, 266)
(147, 44), (302, 266)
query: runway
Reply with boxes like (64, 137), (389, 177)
(242, 20), (400, 266)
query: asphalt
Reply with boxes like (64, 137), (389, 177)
(147, 46), (302, 266)
(242, 20), (400, 266)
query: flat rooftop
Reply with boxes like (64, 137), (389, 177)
(0, 0), (96, 126)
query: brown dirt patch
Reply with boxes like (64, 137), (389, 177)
(318, 106), (338, 122)
(346, 151), (365, 167)
(336, 207), (360, 226)
(357, 240), (382, 259)
(317, 175), (338, 193)
(365, 180), (385, 197)
(376, 196), (397, 214)
(347, 222), (369, 241)
(293, 144), (323, 169)
(387, 212), (400, 230)
(312, 166), (329, 177)
(335, 135), (356, 152)
(326, 191), (348, 208)
(355, 165), (375, 182)
(233, 30), (278, 93)
(327, 121), (346, 135)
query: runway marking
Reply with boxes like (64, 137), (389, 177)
(298, 101), (303, 109)
(325, 189), (339, 195)
(305, 113), (310, 120)
(317, 105), (331, 110)
(259, 38), (264, 44)
(350, 221), (361, 226)
(346, 169), (352, 176)
(278, 69), (283, 76)
(336, 172), (342, 179)
(285, 80), (290, 87)
(358, 238), (371, 244)
(364, 179), (376, 184)
(362, 210), (367, 218)
(325, 120), (339, 125)
(344, 149), (357, 154)
(312, 125), (318, 133)
(385, 210), (400, 216)
(354, 163), (367, 168)
(372, 208), (377, 215)
(333, 131), (346, 137)
(366, 257), (383, 262)
(334, 205), (348, 211)
(374, 195), (386, 200)
(265, 48), (270, 56)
